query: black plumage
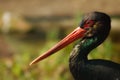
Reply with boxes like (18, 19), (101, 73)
(30, 12), (120, 80)
(69, 12), (120, 80)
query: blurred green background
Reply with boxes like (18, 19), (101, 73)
(0, 0), (120, 80)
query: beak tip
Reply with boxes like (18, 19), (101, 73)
(29, 60), (36, 66)
(29, 62), (33, 66)
(29, 56), (42, 66)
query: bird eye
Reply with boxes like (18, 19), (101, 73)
(86, 21), (90, 24)
(87, 20), (96, 27)
(87, 20), (94, 24)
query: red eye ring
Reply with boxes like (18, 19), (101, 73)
(83, 20), (96, 29)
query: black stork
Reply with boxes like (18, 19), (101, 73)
(30, 12), (120, 80)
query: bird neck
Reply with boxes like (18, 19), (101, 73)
(70, 35), (105, 63)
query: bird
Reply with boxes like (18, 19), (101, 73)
(30, 11), (120, 80)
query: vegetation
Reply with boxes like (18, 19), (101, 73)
(0, 12), (120, 80)
(0, 27), (119, 80)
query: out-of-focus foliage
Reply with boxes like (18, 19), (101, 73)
(0, 27), (119, 80)
(0, 11), (120, 80)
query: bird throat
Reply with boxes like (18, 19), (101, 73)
(69, 36), (101, 64)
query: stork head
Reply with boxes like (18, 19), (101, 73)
(30, 11), (111, 65)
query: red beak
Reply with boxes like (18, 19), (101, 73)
(30, 27), (87, 66)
